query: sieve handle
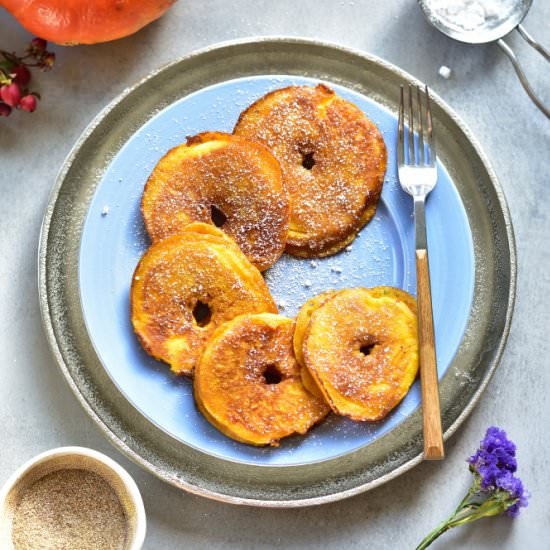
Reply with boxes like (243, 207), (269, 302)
(517, 25), (550, 62)
(497, 26), (550, 118)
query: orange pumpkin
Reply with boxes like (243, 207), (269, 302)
(0, 0), (176, 45)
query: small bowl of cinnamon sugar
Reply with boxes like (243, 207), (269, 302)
(0, 446), (146, 550)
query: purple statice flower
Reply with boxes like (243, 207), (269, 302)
(416, 427), (529, 550)
(467, 427), (527, 516)
(496, 471), (529, 517)
(468, 426), (517, 488)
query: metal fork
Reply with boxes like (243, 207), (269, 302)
(398, 84), (444, 460)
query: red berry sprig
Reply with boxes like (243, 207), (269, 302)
(0, 37), (55, 118)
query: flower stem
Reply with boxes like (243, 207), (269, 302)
(416, 520), (452, 550)
(414, 488), (474, 550)
(414, 507), (478, 550)
(452, 488), (473, 515)
(415, 495), (505, 550)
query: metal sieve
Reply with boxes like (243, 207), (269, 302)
(418, 0), (549, 117)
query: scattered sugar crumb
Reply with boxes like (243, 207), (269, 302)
(438, 65), (452, 79)
(345, 245), (353, 252)
(304, 280), (312, 288)
(331, 266), (343, 274)
(278, 300), (287, 309)
(310, 260), (318, 268)
(101, 206), (110, 216)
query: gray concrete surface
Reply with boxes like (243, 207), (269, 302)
(1, 1), (549, 548)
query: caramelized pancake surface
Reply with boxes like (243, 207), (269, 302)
(195, 314), (330, 446)
(130, 229), (277, 376)
(142, 132), (289, 271)
(302, 287), (418, 421)
(234, 85), (387, 257)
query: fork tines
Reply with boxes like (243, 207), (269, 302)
(398, 84), (435, 167)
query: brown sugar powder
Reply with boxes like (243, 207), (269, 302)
(11, 469), (127, 550)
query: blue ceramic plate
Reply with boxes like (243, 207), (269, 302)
(79, 75), (474, 467)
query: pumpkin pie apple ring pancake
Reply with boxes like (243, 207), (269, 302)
(302, 287), (418, 421)
(194, 314), (330, 446)
(141, 131), (289, 271)
(293, 287), (416, 399)
(234, 84), (387, 257)
(130, 230), (277, 376)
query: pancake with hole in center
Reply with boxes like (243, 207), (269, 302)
(234, 84), (387, 257)
(194, 314), (330, 446)
(293, 287), (416, 399)
(141, 131), (289, 271)
(130, 227), (277, 376)
(301, 287), (418, 421)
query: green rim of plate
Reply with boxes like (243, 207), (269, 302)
(38, 37), (516, 507)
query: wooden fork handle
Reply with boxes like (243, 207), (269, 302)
(416, 249), (445, 460)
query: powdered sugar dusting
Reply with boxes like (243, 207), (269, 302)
(142, 132), (289, 271)
(235, 84), (387, 255)
(77, 74), (478, 467)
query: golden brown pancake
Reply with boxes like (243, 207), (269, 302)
(234, 84), (387, 257)
(130, 228), (277, 376)
(301, 287), (418, 421)
(141, 131), (289, 271)
(294, 287), (417, 400)
(194, 314), (330, 446)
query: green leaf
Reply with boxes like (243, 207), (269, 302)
(0, 59), (15, 71)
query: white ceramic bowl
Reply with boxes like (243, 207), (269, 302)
(0, 446), (146, 549)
